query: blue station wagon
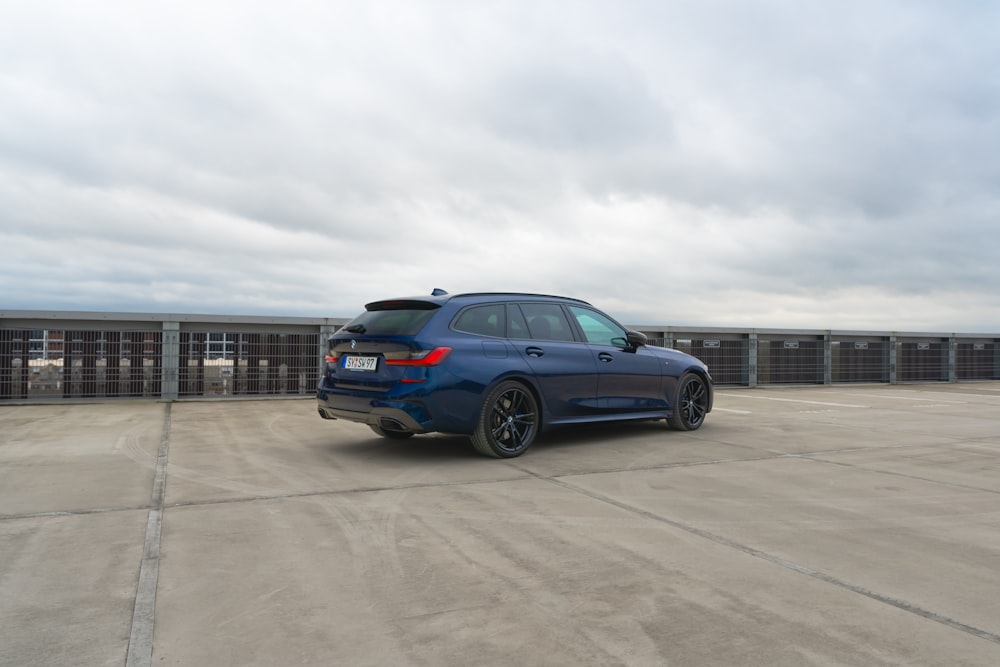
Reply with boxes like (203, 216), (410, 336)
(317, 291), (713, 457)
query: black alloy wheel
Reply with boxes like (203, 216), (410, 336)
(471, 380), (539, 458)
(668, 373), (708, 431)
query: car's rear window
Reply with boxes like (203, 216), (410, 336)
(341, 300), (439, 336)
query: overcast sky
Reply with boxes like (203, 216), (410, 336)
(2, 1), (998, 332)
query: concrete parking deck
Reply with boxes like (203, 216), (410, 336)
(2, 384), (1000, 666)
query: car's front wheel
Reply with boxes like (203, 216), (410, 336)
(668, 373), (708, 431)
(470, 380), (538, 458)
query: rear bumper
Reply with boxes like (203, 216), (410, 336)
(316, 403), (429, 433)
(316, 389), (433, 433)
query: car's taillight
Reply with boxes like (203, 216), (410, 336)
(385, 347), (452, 366)
(325, 353), (338, 364)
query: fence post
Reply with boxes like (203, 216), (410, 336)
(823, 331), (832, 385)
(748, 332), (758, 387)
(161, 321), (180, 400)
(889, 335), (897, 384)
(948, 335), (957, 383)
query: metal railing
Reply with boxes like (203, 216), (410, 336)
(0, 312), (346, 401)
(633, 327), (998, 386)
(2, 310), (998, 401)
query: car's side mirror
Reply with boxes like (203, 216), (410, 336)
(626, 330), (647, 348)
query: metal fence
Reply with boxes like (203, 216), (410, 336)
(177, 331), (323, 397)
(640, 328), (999, 387)
(1, 328), (164, 400)
(831, 337), (890, 384)
(1, 312), (345, 401)
(1, 311), (998, 401)
(669, 335), (750, 386)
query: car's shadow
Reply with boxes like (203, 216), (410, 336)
(538, 419), (671, 446)
(329, 433), (482, 462)
(327, 419), (676, 462)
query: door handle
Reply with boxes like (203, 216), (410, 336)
(525, 346), (545, 358)
(598, 352), (614, 362)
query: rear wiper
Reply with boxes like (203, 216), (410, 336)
(344, 324), (366, 333)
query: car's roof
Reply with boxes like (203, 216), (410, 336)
(451, 292), (592, 305)
(366, 291), (593, 310)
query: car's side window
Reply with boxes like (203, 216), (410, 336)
(518, 303), (576, 342)
(507, 304), (530, 339)
(453, 304), (505, 337)
(569, 306), (628, 347)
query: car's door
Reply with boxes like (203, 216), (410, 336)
(508, 302), (599, 417)
(567, 306), (666, 411)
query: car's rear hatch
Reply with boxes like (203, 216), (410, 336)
(324, 299), (449, 392)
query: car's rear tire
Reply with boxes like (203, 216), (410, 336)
(470, 380), (538, 458)
(668, 373), (708, 431)
(369, 423), (414, 439)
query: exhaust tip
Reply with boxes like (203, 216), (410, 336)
(379, 417), (408, 433)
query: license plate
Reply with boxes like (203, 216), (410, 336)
(343, 355), (378, 372)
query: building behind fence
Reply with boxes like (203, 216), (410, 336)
(1, 311), (998, 401)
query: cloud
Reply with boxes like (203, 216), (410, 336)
(1, 1), (999, 332)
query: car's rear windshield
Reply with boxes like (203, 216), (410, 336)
(340, 300), (440, 336)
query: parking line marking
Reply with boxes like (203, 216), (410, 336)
(724, 395), (868, 408)
(847, 394), (967, 404)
